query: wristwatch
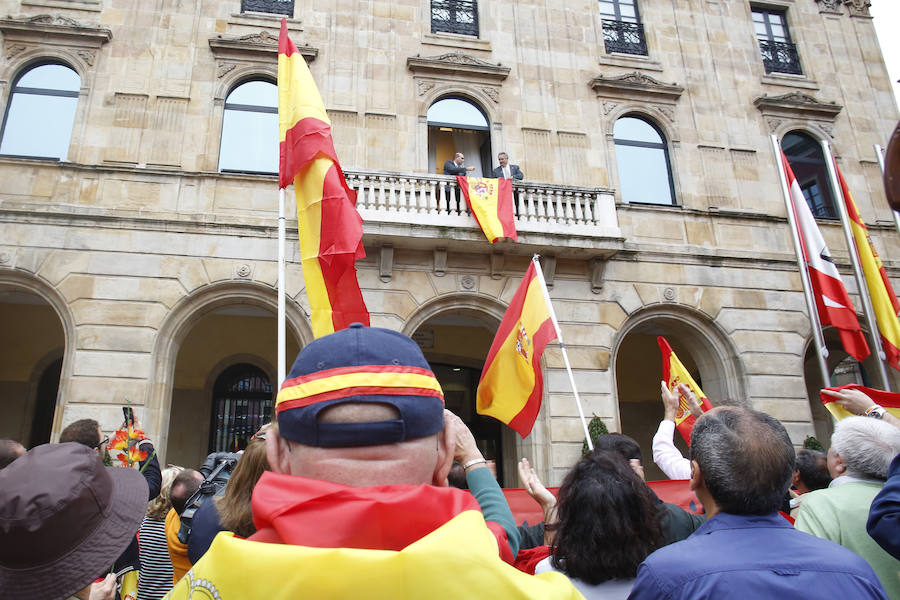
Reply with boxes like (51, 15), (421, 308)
(865, 405), (887, 419)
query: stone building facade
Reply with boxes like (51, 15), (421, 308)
(0, 0), (897, 484)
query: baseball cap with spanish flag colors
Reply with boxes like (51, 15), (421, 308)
(276, 323), (445, 447)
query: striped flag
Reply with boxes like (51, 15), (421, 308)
(457, 176), (517, 243)
(834, 163), (900, 370)
(820, 384), (900, 421)
(658, 337), (713, 445)
(781, 151), (869, 362)
(476, 260), (556, 437)
(278, 19), (368, 337)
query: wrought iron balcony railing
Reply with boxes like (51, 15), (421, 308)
(431, 0), (479, 37)
(601, 19), (648, 56)
(241, 0), (294, 16)
(758, 40), (802, 75)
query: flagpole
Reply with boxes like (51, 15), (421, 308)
(277, 188), (286, 386)
(875, 144), (900, 236)
(821, 141), (891, 391)
(771, 135), (830, 387)
(531, 254), (594, 451)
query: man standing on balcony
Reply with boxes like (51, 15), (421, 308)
(444, 152), (474, 176)
(492, 152), (524, 181)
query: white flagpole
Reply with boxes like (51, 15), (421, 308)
(874, 144), (900, 236)
(277, 188), (286, 386)
(531, 254), (594, 451)
(822, 141), (891, 390)
(771, 136), (830, 387)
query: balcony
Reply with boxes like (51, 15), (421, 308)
(241, 0), (294, 16)
(601, 19), (648, 57)
(346, 171), (623, 257)
(431, 0), (479, 37)
(758, 40), (802, 75)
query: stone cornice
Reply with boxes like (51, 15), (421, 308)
(589, 71), (683, 104)
(406, 52), (510, 81)
(208, 30), (317, 62)
(0, 14), (112, 47)
(753, 92), (843, 121)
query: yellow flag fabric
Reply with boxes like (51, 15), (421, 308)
(658, 337), (713, 445)
(165, 511), (582, 599)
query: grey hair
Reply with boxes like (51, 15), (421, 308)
(690, 407), (795, 515)
(830, 416), (900, 480)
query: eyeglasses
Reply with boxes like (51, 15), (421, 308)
(93, 436), (109, 449)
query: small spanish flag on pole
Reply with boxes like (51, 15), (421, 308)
(278, 19), (368, 338)
(658, 336), (713, 445)
(457, 176), (517, 243)
(477, 257), (593, 444)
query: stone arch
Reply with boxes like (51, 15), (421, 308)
(611, 303), (746, 479)
(773, 122), (835, 147)
(0, 268), (76, 442)
(402, 292), (507, 336)
(148, 281), (311, 461)
(212, 65), (278, 103)
(605, 109), (680, 205)
(420, 85), (499, 125)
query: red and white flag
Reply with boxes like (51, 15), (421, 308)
(780, 151), (869, 362)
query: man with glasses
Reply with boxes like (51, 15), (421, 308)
(443, 152), (474, 176)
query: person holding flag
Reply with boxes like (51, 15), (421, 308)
(653, 381), (706, 480)
(820, 385), (900, 429)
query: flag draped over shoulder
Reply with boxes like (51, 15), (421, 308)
(476, 260), (556, 437)
(820, 384), (900, 421)
(278, 19), (368, 338)
(835, 163), (900, 370)
(457, 176), (517, 243)
(658, 336), (713, 445)
(781, 151), (869, 362)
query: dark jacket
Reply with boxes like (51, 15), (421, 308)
(444, 160), (467, 176)
(491, 164), (524, 180)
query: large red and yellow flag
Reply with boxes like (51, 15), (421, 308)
(835, 162), (900, 370)
(278, 19), (368, 338)
(658, 336), (714, 445)
(477, 260), (556, 437)
(820, 384), (900, 421)
(457, 176), (517, 244)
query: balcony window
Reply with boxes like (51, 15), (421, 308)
(614, 115), (675, 205)
(782, 131), (836, 219)
(241, 0), (294, 16)
(753, 8), (802, 75)
(0, 63), (80, 161)
(427, 97), (491, 176)
(218, 79), (278, 175)
(599, 0), (647, 56)
(431, 0), (479, 37)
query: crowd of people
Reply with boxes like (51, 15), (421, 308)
(1, 323), (899, 599)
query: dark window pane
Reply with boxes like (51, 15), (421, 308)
(783, 132), (837, 219)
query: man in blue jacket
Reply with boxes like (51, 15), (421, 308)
(628, 406), (887, 599)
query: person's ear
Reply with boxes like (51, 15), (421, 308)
(266, 429), (293, 475)
(791, 470), (801, 486)
(689, 459), (704, 492)
(431, 424), (455, 487)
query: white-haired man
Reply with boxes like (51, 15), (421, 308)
(795, 416), (900, 598)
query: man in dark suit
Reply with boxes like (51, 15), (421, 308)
(491, 152), (524, 180)
(444, 152), (474, 176)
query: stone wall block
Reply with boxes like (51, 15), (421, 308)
(634, 283), (661, 306)
(88, 253), (162, 278)
(747, 374), (807, 399)
(77, 325), (156, 353)
(547, 368), (610, 394)
(72, 350), (152, 379)
(717, 308), (809, 334)
(544, 347), (609, 370)
(70, 300), (169, 329)
(161, 257), (209, 293)
(38, 251), (91, 287)
(57, 275), (97, 303)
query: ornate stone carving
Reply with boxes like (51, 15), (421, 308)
(765, 117), (783, 133)
(4, 43), (28, 58)
(209, 31), (317, 62)
(480, 86), (500, 103)
(657, 106), (675, 122)
(844, 0), (871, 17)
(76, 49), (96, 66)
(236, 264), (252, 278)
(589, 71), (683, 104)
(602, 101), (618, 115)
(0, 14), (112, 49)
(217, 63), (237, 78)
(663, 287), (676, 301)
(406, 52), (510, 81)
(25, 14), (84, 27)
(460, 275), (476, 290)
(815, 0), (843, 13)
(819, 122), (835, 138)
(416, 80), (436, 96)
(235, 30), (279, 46)
(753, 92), (842, 123)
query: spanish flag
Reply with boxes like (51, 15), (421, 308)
(278, 19), (368, 338)
(476, 259), (556, 437)
(835, 162), (900, 370)
(820, 384), (900, 421)
(457, 176), (517, 243)
(658, 336), (714, 445)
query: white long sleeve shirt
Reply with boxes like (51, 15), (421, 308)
(652, 419), (692, 480)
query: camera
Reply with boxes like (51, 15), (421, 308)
(177, 452), (240, 544)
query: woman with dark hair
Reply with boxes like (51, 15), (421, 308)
(534, 449), (664, 598)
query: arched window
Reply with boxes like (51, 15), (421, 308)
(427, 97), (491, 176)
(0, 63), (80, 160)
(209, 363), (273, 453)
(782, 131), (836, 219)
(218, 79), (278, 174)
(613, 115), (675, 205)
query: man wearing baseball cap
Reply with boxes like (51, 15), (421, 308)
(167, 324), (579, 598)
